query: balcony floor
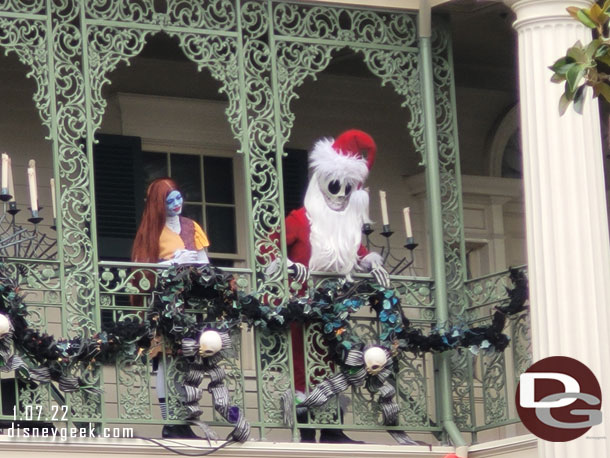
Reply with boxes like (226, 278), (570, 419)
(0, 434), (538, 457)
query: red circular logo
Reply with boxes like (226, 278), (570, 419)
(516, 356), (602, 442)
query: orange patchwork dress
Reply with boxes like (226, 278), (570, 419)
(158, 216), (209, 261)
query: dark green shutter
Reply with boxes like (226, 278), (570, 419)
(282, 148), (308, 215)
(93, 134), (143, 260)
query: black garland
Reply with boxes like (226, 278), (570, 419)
(0, 264), (528, 396)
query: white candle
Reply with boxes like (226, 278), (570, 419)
(379, 190), (389, 225)
(403, 207), (413, 238)
(7, 156), (14, 201)
(27, 159), (38, 212)
(50, 178), (56, 218)
(1, 153), (8, 190)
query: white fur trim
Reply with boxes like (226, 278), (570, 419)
(309, 138), (369, 183)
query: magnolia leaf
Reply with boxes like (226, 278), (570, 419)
(586, 39), (602, 60)
(559, 93), (572, 116)
(573, 85), (586, 114)
(589, 4), (604, 25)
(576, 9), (597, 28)
(596, 43), (610, 58)
(596, 81), (610, 102)
(566, 63), (585, 93)
(596, 52), (610, 67)
(567, 42), (586, 63)
(567, 6), (580, 19)
(549, 57), (575, 74)
(551, 73), (566, 83)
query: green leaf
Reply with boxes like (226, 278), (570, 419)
(559, 93), (572, 116)
(596, 52), (610, 67)
(586, 39), (602, 60)
(550, 57), (575, 75)
(604, 0), (610, 13)
(567, 6), (580, 19)
(595, 81), (610, 102)
(595, 43), (610, 58)
(589, 4), (604, 25)
(573, 85), (586, 114)
(566, 63), (586, 93)
(576, 9), (597, 28)
(551, 73), (566, 83)
(567, 42), (586, 63)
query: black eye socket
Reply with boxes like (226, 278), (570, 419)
(345, 183), (352, 194)
(328, 180), (340, 194)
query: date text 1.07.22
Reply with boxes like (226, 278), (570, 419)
(13, 405), (68, 422)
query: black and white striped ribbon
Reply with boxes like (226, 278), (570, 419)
(208, 383), (230, 417)
(219, 332), (232, 351)
(183, 363), (206, 385)
(0, 336), (12, 362)
(58, 375), (80, 392)
(345, 350), (364, 366)
(376, 368), (418, 445)
(281, 389), (295, 427)
(0, 354), (27, 372)
(300, 372), (349, 408)
(181, 338), (199, 357)
(179, 330), (250, 442)
(228, 408), (251, 442)
(29, 366), (51, 383)
(289, 348), (418, 445)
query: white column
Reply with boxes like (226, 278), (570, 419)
(506, 1), (610, 456)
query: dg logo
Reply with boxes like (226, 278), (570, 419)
(516, 356), (603, 442)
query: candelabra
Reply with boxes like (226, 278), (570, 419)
(362, 223), (418, 276)
(0, 192), (56, 259)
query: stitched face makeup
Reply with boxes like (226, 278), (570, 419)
(165, 190), (183, 217)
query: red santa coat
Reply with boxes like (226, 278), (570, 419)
(286, 207), (368, 392)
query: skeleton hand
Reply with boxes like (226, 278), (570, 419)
(371, 263), (390, 288)
(172, 249), (198, 265)
(360, 252), (390, 288)
(196, 249), (210, 264)
(288, 261), (310, 283)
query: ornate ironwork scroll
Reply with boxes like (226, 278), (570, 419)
(430, 18), (467, 320)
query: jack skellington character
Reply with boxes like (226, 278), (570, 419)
(285, 129), (390, 442)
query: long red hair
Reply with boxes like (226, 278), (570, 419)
(131, 177), (179, 263)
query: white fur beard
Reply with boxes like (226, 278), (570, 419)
(304, 177), (368, 274)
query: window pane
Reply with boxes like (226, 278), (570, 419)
(171, 153), (202, 201)
(204, 156), (234, 204)
(142, 151), (167, 186)
(205, 205), (236, 254)
(182, 204), (203, 227)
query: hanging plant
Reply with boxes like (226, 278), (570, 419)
(550, 1), (610, 114)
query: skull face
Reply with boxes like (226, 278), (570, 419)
(198, 330), (222, 357)
(363, 346), (387, 375)
(318, 174), (356, 211)
(0, 313), (11, 337)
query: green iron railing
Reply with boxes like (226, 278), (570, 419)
(0, 259), (529, 443)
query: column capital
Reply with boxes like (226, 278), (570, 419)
(505, 0), (593, 30)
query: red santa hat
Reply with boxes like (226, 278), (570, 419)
(309, 129), (377, 183)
